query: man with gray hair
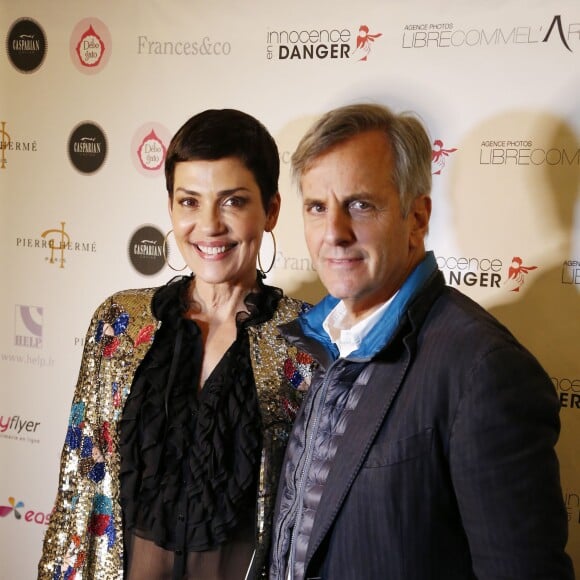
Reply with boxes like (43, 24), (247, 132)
(270, 103), (573, 579)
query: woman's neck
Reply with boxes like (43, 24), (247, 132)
(188, 277), (259, 324)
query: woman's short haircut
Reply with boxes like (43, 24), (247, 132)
(165, 109), (280, 210)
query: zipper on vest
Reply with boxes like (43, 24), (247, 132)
(284, 363), (338, 578)
(273, 394), (318, 577)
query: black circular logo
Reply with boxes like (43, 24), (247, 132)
(68, 122), (107, 174)
(7, 18), (47, 73)
(128, 225), (165, 276)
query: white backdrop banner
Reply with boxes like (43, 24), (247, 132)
(1, 1), (579, 578)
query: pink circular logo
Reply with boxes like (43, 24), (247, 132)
(131, 123), (171, 177)
(70, 18), (111, 74)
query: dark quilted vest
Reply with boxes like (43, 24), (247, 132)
(271, 360), (370, 579)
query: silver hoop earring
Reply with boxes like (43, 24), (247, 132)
(257, 230), (277, 275)
(163, 229), (187, 272)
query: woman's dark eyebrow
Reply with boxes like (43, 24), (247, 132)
(173, 186), (251, 197)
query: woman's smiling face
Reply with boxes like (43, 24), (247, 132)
(169, 156), (280, 289)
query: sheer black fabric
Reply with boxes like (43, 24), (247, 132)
(124, 524), (255, 580)
(119, 274), (282, 578)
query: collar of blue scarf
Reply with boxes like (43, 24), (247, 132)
(299, 251), (437, 361)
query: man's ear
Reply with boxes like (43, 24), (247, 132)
(409, 194), (431, 248)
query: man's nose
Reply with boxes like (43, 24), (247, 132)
(323, 206), (354, 245)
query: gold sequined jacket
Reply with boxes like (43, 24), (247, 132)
(38, 286), (313, 579)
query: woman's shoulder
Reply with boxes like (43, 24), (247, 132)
(82, 286), (162, 356)
(94, 286), (158, 318)
(87, 286), (166, 342)
(109, 286), (158, 303)
(273, 293), (311, 324)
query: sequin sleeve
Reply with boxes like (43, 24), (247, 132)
(38, 289), (157, 580)
(247, 294), (316, 578)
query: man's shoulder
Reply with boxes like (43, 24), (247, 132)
(415, 286), (549, 383)
(425, 285), (520, 348)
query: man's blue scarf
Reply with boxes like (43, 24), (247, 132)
(299, 251), (438, 361)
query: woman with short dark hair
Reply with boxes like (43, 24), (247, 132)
(39, 109), (313, 580)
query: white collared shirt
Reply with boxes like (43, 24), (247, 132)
(322, 292), (398, 358)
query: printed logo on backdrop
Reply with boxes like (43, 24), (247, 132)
(0, 497), (23, 519)
(355, 25), (383, 61)
(431, 140), (458, 175)
(2, 309), (54, 366)
(401, 14), (579, 52)
(564, 490), (580, 526)
(436, 255), (539, 290)
(552, 377), (580, 411)
(128, 225), (166, 275)
(0, 497), (50, 525)
(480, 139), (580, 166)
(0, 121), (11, 169)
(562, 260), (580, 285)
(15, 221), (97, 268)
(70, 18), (112, 74)
(266, 24), (383, 61)
(0, 121), (39, 170)
(6, 18), (47, 73)
(0, 414), (41, 445)
(275, 252), (316, 272)
(68, 122), (108, 174)
(14, 305), (43, 349)
(504, 257), (537, 292)
(137, 35), (231, 56)
(132, 123), (171, 177)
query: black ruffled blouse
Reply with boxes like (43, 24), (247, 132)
(119, 274), (282, 578)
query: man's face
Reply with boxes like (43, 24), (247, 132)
(301, 130), (430, 322)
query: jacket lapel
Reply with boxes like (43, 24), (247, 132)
(304, 351), (411, 566)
